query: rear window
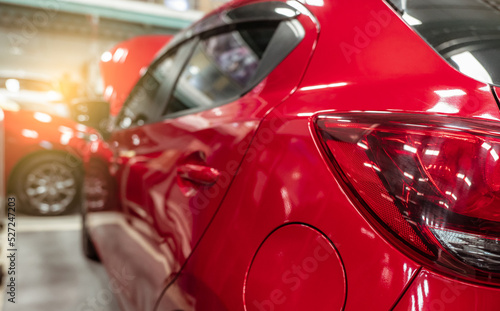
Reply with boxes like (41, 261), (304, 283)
(387, 0), (500, 85)
(165, 26), (278, 115)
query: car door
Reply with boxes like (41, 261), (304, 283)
(93, 40), (197, 311)
(100, 4), (311, 310)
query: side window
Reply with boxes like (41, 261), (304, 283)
(117, 50), (178, 129)
(164, 25), (279, 116)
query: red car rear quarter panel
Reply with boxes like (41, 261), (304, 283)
(158, 112), (420, 311)
(156, 1), (500, 310)
(245, 224), (346, 311)
(393, 270), (500, 311)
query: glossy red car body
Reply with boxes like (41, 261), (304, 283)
(83, 0), (500, 310)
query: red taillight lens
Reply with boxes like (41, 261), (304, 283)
(315, 113), (500, 283)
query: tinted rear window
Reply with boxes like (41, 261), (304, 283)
(165, 26), (278, 115)
(387, 0), (500, 85)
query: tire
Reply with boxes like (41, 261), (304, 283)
(11, 152), (81, 216)
(81, 211), (100, 261)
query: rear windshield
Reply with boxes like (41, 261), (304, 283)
(387, 0), (500, 86)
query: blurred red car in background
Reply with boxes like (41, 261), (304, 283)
(2, 101), (95, 216)
(0, 70), (90, 216)
(1, 35), (172, 216)
(82, 0), (500, 310)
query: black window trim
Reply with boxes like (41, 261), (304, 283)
(113, 2), (310, 131)
(165, 1), (303, 51)
(159, 18), (305, 121)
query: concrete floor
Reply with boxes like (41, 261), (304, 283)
(2, 215), (121, 311)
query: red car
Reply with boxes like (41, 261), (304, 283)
(82, 0), (500, 310)
(2, 102), (95, 216)
(1, 35), (171, 216)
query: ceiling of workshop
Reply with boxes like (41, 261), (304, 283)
(0, 1), (201, 92)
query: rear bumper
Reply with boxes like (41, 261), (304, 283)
(393, 269), (500, 311)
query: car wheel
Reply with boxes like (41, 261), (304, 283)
(11, 153), (81, 216)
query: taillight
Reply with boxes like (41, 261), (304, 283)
(315, 113), (500, 284)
